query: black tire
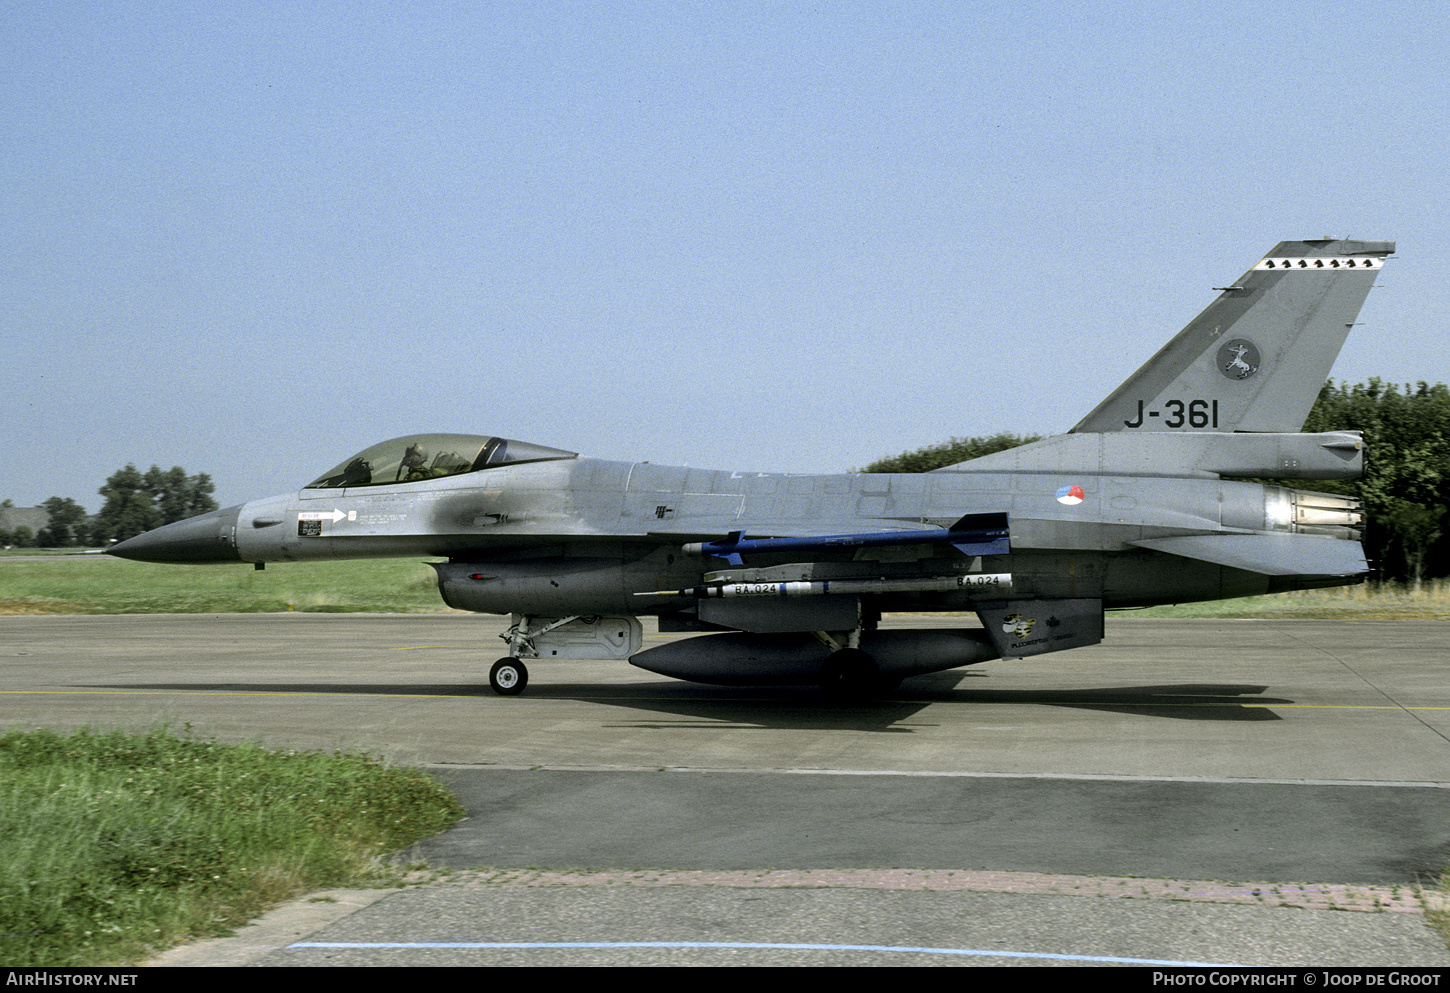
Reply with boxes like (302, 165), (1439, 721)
(489, 657), (529, 696)
(820, 648), (880, 702)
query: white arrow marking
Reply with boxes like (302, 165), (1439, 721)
(297, 509), (347, 523)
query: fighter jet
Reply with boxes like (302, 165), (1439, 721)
(109, 239), (1393, 698)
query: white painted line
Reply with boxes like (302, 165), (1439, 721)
(422, 763), (1450, 789)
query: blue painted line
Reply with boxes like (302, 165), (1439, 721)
(289, 940), (1237, 966)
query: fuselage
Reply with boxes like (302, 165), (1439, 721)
(124, 454), (1363, 616)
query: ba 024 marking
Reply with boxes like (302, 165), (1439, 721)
(1124, 399), (1219, 429)
(957, 574), (1005, 588)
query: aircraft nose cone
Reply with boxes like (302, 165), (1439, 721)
(106, 506), (243, 563)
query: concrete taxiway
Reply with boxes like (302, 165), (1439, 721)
(2, 612), (1448, 966)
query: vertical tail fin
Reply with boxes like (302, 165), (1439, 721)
(1072, 239), (1394, 434)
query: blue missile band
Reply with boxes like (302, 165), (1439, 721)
(689, 513), (1009, 565)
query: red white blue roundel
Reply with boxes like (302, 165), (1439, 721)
(1056, 484), (1085, 505)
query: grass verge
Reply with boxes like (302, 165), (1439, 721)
(1427, 872), (1450, 950)
(0, 555), (454, 614)
(0, 726), (464, 965)
(6, 555), (1450, 618)
(1119, 579), (1450, 620)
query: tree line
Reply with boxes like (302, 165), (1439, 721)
(859, 380), (1450, 584)
(1, 465), (218, 549)
(1297, 380), (1449, 584)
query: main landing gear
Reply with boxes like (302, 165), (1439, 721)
(814, 608), (895, 702)
(818, 648), (899, 702)
(820, 647), (875, 700)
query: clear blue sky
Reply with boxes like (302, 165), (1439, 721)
(4, 1), (1446, 509)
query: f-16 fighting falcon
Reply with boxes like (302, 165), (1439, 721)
(109, 239), (1394, 698)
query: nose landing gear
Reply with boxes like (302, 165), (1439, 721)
(489, 657), (528, 695)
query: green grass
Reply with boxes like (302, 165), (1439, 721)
(1427, 873), (1450, 949)
(0, 726), (464, 966)
(0, 555), (454, 614)
(0, 548), (89, 556)
(1122, 579), (1450, 620)
(6, 554), (1450, 618)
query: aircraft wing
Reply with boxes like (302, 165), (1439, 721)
(362, 513), (1007, 562)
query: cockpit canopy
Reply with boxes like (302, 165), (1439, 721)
(305, 434), (576, 489)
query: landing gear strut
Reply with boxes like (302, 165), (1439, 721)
(814, 605), (892, 701)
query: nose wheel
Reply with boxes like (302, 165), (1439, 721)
(489, 657), (529, 696)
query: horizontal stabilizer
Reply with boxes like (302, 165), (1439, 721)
(1130, 532), (1367, 577)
